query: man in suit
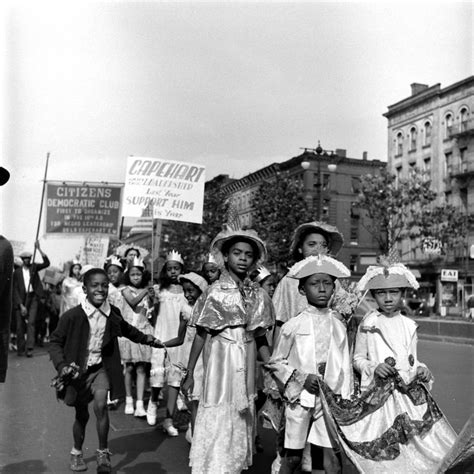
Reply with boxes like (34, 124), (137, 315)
(13, 240), (50, 357)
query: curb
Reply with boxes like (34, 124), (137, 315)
(418, 333), (474, 346)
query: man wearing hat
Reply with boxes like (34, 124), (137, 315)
(12, 240), (50, 357)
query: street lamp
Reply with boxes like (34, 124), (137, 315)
(300, 141), (338, 220)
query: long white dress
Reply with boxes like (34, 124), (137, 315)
(150, 284), (188, 388)
(189, 271), (274, 474)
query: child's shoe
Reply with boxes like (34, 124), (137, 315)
(134, 400), (147, 417)
(162, 417), (179, 436)
(96, 448), (112, 473)
(69, 452), (87, 471)
(146, 401), (157, 426)
(270, 453), (281, 474)
(124, 397), (134, 415)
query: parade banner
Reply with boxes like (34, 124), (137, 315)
(79, 235), (110, 267)
(122, 156), (206, 224)
(45, 182), (122, 235)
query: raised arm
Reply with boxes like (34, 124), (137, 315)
(122, 286), (150, 309)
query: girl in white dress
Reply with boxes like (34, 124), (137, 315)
(121, 257), (154, 417)
(60, 260), (82, 314)
(147, 250), (187, 435)
(154, 272), (209, 443)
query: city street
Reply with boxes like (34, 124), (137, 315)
(0, 340), (472, 473)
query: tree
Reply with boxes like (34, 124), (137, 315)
(417, 205), (472, 257)
(356, 168), (437, 254)
(162, 186), (229, 269)
(251, 171), (313, 268)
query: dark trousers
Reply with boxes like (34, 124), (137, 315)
(16, 294), (39, 354)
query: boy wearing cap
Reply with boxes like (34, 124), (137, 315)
(353, 261), (432, 392)
(266, 255), (353, 474)
(49, 268), (160, 473)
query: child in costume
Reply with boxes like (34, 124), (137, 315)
(60, 260), (82, 314)
(353, 261), (432, 391)
(312, 259), (457, 473)
(182, 227), (275, 474)
(147, 250), (187, 434)
(120, 257), (154, 417)
(159, 272), (209, 443)
(48, 268), (160, 473)
(201, 253), (220, 284)
(265, 255), (353, 474)
(272, 221), (352, 341)
(271, 222), (354, 472)
(104, 256), (127, 410)
(250, 265), (278, 453)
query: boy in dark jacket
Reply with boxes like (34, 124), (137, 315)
(49, 267), (159, 473)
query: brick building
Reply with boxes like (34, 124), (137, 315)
(220, 145), (385, 277)
(383, 76), (474, 314)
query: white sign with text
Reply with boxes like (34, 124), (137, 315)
(440, 269), (458, 282)
(122, 156), (206, 224)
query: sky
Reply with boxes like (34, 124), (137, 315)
(1, 1), (472, 266)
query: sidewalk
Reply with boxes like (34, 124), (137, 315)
(415, 316), (474, 345)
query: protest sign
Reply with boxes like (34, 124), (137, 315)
(45, 182), (122, 235)
(79, 235), (110, 267)
(122, 157), (205, 224)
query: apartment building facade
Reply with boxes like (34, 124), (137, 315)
(383, 76), (474, 314)
(220, 146), (385, 276)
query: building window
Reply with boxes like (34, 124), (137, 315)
(395, 166), (402, 184)
(409, 127), (417, 151)
(350, 216), (359, 243)
(445, 152), (452, 176)
(445, 113), (453, 138)
(396, 132), (403, 156)
(322, 174), (330, 190)
(321, 199), (330, 219)
(423, 157), (431, 179)
(349, 255), (358, 272)
(351, 177), (361, 193)
(460, 148), (467, 171)
(460, 188), (467, 213)
(424, 121), (431, 146)
(460, 107), (469, 131)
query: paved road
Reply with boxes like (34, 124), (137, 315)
(0, 340), (471, 473)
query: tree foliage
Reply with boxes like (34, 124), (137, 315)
(356, 168), (472, 257)
(162, 187), (229, 270)
(251, 172), (313, 268)
(417, 205), (472, 255)
(356, 168), (436, 253)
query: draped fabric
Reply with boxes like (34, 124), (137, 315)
(318, 374), (457, 473)
(190, 270), (274, 334)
